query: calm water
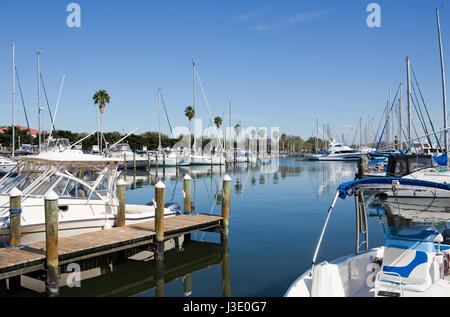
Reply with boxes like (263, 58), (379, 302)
(15, 158), (389, 297)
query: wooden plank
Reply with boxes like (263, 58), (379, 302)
(0, 214), (223, 280)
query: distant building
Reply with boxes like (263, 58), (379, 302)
(0, 125), (48, 137)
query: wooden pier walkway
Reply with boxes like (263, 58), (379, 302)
(0, 214), (223, 281)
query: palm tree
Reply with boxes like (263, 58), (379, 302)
(214, 116), (223, 151)
(234, 123), (242, 153)
(93, 90), (110, 153)
(184, 106), (195, 150)
(281, 133), (287, 152)
(214, 116), (222, 129)
(234, 123), (242, 137)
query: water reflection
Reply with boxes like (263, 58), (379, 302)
(9, 234), (230, 297)
(124, 159), (358, 201)
(4, 158), (364, 297)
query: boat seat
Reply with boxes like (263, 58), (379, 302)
(376, 247), (434, 294)
(375, 227), (439, 295)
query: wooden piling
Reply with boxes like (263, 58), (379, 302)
(8, 188), (22, 291)
(133, 152), (136, 174)
(155, 260), (165, 297)
(221, 233), (231, 297)
(44, 190), (59, 295)
(357, 156), (366, 179)
(221, 175), (231, 234)
(8, 188), (22, 247)
(183, 273), (192, 296)
(183, 175), (191, 214)
(116, 178), (126, 227)
(155, 181), (165, 260)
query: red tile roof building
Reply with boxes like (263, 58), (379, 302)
(0, 125), (48, 137)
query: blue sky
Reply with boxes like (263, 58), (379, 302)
(0, 0), (449, 142)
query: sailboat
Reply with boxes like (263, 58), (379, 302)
(189, 60), (225, 166)
(151, 89), (190, 167)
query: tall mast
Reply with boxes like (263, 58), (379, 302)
(385, 101), (389, 147)
(37, 49), (42, 152)
(158, 88), (161, 153)
(11, 42), (15, 157)
(315, 119), (319, 154)
(437, 8), (449, 162)
(399, 83), (402, 150)
(388, 88), (391, 147)
(359, 117), (362, 150)
(227, 101), (231, 153)
(406, 56), (412, 143)
(192, 59), (196, 155)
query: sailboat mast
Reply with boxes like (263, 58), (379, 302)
(229, 101), (232, 154)
(36, 49), (42, 152)
(436, 8), (449, 162)
(11, 41), (15, 157)
(315, 119), (319, 154)
(399, 83), (402, 150)
(192, 59), (196, 155)
(406, 56), (412, 143)
(158, 88), (161, 153)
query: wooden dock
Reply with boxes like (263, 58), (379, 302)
(0, 173), (232, 295)
(0, 214), (223, 281)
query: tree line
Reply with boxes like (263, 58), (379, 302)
(0, 126), (331, 153)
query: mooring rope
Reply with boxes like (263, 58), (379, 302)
(1, 209), (29, 248)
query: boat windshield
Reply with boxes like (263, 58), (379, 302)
(45, 138), (71, 150)
(386, 155), (434, 177)
(109, 144), (131, 152)
(0, 171), (104, 199)
(0, 172), (43, 195)
(57, 139), (71, 148)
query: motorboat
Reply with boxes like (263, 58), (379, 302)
(225, 150), (250, 163)
(190, 153), (225, 165)
(307, 140), (364, 161)
(0, 154), (180, 245)
(385, 154), (450, 183)
(0, 157), (17, 174)
(105, 143), (152, 169)
(150, 149), (190, 167)
(284, 177), (450, 297)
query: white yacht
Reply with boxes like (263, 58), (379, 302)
(0, 157), (17, 174)
(105, 143), (152, 169)
(0, 154), (180, 245)
(285, 177), (450, 297)
(150, 149), (190, 167)
(190, 153), (225, 165)
(307, 140), (363, 161)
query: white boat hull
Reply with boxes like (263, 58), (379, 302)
(0, 163), (17, 174)
(285, 246), (450, 297)
(190, 155), (225, 165)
